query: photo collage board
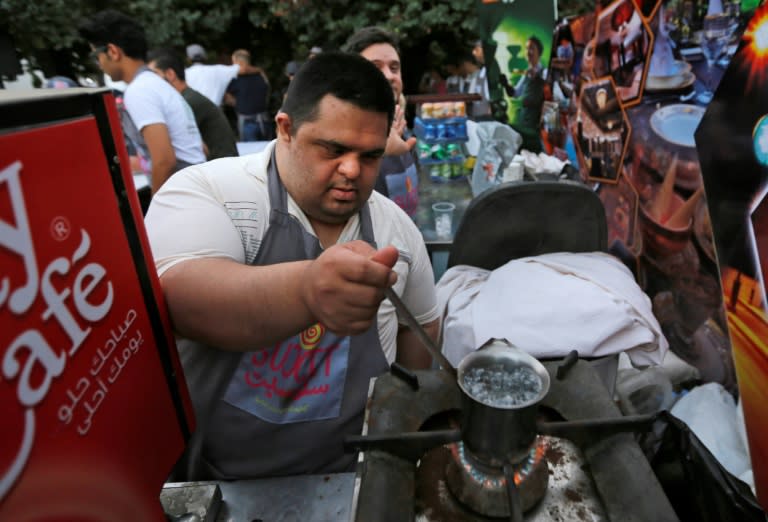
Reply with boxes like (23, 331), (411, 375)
(546, 0), (767, 508)
(478, 0), (767, 509)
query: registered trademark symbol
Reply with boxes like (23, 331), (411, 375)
(50, 216), (71, 241)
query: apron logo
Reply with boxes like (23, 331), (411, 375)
(300, 323), (325, 350)
(224, 326), (350, 424)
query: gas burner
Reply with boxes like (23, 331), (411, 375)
(415, 436), (609, 521)
(444, 437), (549, 518)
(351, 358), (679, 522)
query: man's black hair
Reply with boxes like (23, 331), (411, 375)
(555, 22), (575, 45)
(342, 26), (400, 56)
(147, 48), (185, 80)
(528, 35), (544, 56)
(281, 52), (395, 134)
(78, 9), (147, 60)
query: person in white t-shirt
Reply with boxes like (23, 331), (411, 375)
(79, 10), (205, 194)
(145, 52), (439, 480)
(184, 44), (270, 107)
(184, 44), (241, 106)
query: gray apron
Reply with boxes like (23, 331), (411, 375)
(175, 150), (388, 480)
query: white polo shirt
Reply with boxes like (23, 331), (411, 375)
(146, 141), (439, 363)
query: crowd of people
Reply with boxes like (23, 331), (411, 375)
(78, 10), (284, 195)
(76, 9), (570, 198)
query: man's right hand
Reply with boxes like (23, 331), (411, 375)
(300, 241), (399, 335)
(500, 74), (515, 97)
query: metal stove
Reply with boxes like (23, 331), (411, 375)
(346, 358), (680, 522)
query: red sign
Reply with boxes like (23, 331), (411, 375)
(0, 91), (193, 520)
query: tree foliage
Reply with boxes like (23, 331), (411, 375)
(2, 0), (480, 90)
(2, 0), (589, 90)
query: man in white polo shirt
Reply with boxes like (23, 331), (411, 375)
(79, 10), (206, 194)
(145, 53), (439, 480)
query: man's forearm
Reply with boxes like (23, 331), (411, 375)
(142, 123), (178, 194)
(161, 257), (316, 351)
(151, 161), (175, 194)
(159, 242), (397, 351)
(395, 318), (441, 370)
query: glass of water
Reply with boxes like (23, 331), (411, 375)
(432, 202), (456, 240)
(697, 14), (730, 104)
(720, 1), (742, 65)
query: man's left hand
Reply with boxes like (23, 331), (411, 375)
(385, 103), (416, 156)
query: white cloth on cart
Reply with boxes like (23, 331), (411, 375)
(437, 252), (668, 367)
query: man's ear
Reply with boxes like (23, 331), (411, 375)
(165, 69), (178, 83)
(105, 43), (122, 61)
(275, 112), (293, 142)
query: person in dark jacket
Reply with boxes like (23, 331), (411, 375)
(226, 49), (273, 141)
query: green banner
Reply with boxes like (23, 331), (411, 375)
(476, 0), (557, 127)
